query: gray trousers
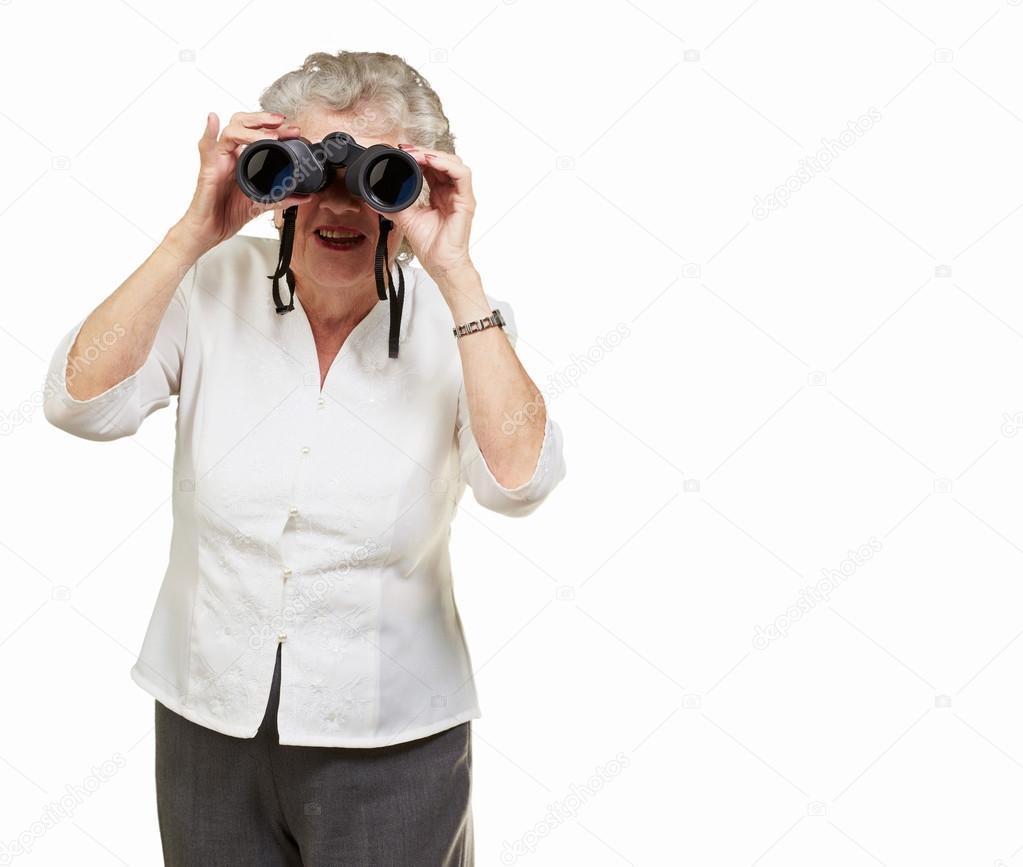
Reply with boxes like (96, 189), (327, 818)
(154, 643), (474, 866)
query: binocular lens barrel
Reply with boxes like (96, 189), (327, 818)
(240, 146), (303, 200)
(236, 135), (423, 213)
(364, 153), (422, 208)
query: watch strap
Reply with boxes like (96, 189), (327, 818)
(452, 308), (506, 339)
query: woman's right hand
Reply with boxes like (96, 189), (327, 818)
(172, 111), (311, 257)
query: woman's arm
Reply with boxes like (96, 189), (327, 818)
(62, 226), (198, 402)
(43, 225), (199, 441)
(449, 276), (567, 517)
(385, 144), (566, 514)
(446, 268), (549, 488)
(45, 111), (309, 440)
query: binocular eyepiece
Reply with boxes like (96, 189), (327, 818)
(235, 131), (423, 213)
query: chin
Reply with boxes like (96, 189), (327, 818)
(310, 256), (372, 284)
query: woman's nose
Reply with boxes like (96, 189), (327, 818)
(318, 169), (361, 208)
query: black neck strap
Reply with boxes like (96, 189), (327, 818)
(269, 208), (405, 359)
(269, 206), (298, 314)
(374, 216), (405, 359)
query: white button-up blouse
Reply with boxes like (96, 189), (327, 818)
(43, 234), (566, 747)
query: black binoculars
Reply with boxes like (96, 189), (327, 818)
(235, 131), (423, 212)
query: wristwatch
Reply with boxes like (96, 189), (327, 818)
(452, 308), (506, 339)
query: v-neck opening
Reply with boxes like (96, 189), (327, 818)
(293, 286), (389, 396)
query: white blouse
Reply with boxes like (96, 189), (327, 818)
(44, 234), (566, 748)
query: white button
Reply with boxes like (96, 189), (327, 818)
(301, 446), (310, 455)
(277, 631), (287, 641)
(283, 567), (292, 578)
(317, 397), (326, 408)
(288, 506), (299, 517)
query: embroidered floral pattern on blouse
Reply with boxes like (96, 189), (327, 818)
(301, 673), (374, 730)
(190, 651), (256, 718)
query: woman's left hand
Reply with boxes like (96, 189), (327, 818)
(384, 145), (477, 288)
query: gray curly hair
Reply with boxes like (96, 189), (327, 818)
(259, 50), (456, 265)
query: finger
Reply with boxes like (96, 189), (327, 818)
(219, 121), (301, 156)
(246, 193), (313, 222)
(231, 111), (289, 129)
(216, 126), (282, 156)
(398, 144), (464, 164)
(398, 145), (468, 169)
(198, 112), (220, 153)
(409, 150), (472, 199)
(383, 201), (427, 229)
(424, 159), (473, 204)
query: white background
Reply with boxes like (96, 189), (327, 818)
(3, 0), (1023, 864)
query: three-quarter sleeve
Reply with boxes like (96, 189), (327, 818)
(456, 299), (567, 517)
(43, 263), (196, 441)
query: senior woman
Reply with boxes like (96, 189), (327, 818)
(43, 51), (566, 866)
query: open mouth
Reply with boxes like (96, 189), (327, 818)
(314, 228), (366, 251)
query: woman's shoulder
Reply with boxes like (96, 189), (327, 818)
(195, 234), (277, 287)
(184, 234), (283, 316)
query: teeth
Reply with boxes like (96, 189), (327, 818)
(317, 229), (362, 240)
